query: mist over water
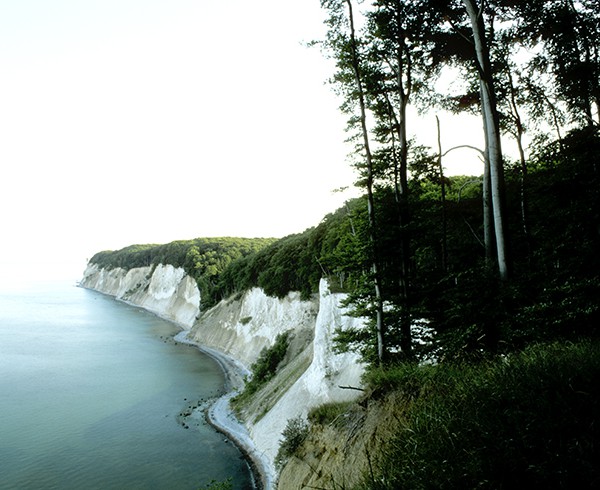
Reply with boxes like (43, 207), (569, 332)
(0, 279), (253, 489)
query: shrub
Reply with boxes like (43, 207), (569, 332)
(233, 331), (291, 405)
(249, 331), (290, 387)
(275, 416), (309, 469)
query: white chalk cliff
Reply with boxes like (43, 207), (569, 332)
(81, 263), (201, 328)
(81, 263), (365, 488)
(245, 279), (365, 473)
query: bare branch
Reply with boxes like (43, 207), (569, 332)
(338, 385), (366, 391)
(442, 144), (486, 160)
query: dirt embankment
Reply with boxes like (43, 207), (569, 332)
(277, 392), (404, 490)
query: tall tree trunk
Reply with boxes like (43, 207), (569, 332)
(394, 17), (412, 357)
(464, 0), (510, 281)
(385, 104), (412, 357)
(507, 68), (532, 260)
(480, 83), (496, 264)
(436, 116), (448, 271)
(346, 0), (387, 364)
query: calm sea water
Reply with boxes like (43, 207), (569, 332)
(0, 278), (253, 490)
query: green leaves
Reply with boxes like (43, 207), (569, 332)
(275, 416), (309, 470)
(234, 331), (291, 403)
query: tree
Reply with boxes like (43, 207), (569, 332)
(462, 0), (511, 281)
(512, 0), (600, 126)
(364, 0), (435, 357)
(319, 0), (388, 363)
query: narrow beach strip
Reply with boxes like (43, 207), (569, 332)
(174, 331), (276, 490)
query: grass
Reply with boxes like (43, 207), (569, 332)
(308, 401), (355, 426)
(357, 340), (600, 489)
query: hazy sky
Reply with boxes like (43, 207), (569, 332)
(0, 0), (484, 279)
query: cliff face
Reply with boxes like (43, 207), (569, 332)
(187, 286), (319, 368)
(81, 263), (365, 488)
(188, 279), (365, 478)
(245, 279), (365, 469)
(80, 263), (201, 328)
(276, 392), (401, 490)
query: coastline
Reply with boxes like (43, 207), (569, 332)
(174, 331), (277, 490)
(79, 285), (275, 489)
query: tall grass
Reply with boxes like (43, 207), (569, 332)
(360, 341), (600, 489)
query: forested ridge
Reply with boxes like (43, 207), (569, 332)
(88, 237), (277, 307)
(91, 0), (600, 486)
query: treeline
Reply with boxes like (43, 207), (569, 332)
(88, 210), (358, 307)
(90, 127), (599, 360)
(89, 237), (275, 307)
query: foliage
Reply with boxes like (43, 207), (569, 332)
(234, 331), (291, 404)
(213, 229), (321, 300)
(89, 244), (159, 270)
(358, 340), (600, 489)
(275, 416), (309, 470)
(89, 237), (275, 308)
(213, 200), (367, 301)
(308, 401), (354, 426)
(510, 0), (600, 125)
(400, 127), (599, 361)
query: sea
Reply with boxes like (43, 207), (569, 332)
(0, 275), (254, 490)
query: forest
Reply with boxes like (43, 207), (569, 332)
(94, 0), (599, 363)
(93, 0), (599, 487)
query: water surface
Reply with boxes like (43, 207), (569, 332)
(0, 279), (252, 489)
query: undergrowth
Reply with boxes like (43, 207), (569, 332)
(275, 416), (309, 470)
(357, 340), (600, 489)
(308, 401), (354, 426)
(232, 331), (291, 408)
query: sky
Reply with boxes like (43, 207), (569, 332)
(0, 0), (485, 280)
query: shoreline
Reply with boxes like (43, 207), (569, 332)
(174, 331), (277, 490)
(79, 285), (275, 489)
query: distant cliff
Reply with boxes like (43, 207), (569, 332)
(81, 262), (365, 489)
(81, 263), (200, 327)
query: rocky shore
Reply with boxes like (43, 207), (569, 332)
(174, 331), (275, 490)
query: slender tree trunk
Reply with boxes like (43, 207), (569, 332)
(436, 116), (448, 271)
(534, 86), (564, 142)
(346, 0), (386, 364)
(395, 73), (412, 358)
(379, 10), (412, 358)
(480, 84), (496, 264)
(464, 0), (510, 281)
(507, 68), (531, 260)
(441, 143), (489, 254)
